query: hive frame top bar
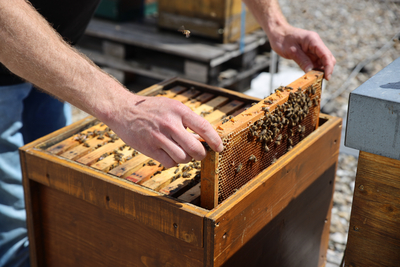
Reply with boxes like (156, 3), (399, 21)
(214, 70), (324, 138)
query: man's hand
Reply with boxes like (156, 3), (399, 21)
(267, 25), (336, 80)
(104, 94), (223, 168)
(242, 0), (336, 80)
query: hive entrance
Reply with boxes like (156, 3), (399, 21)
(200, 71), (324, 209)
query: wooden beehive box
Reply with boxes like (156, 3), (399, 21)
(21, 73), (342, 267)
(157, 0), (260, 43)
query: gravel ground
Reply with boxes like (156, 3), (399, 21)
(278, 0), (400, 266)
(71, 1), (400, 265)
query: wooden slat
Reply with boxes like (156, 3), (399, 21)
(156, 85), (187, 98)
(108, 153), (150, 178)
(125, 160), (163, 185)
(172, 89), (201, 103)
(142, 166), (183, 191)
(200, 151), (219, 209)
(178, 183), (201, 204)
(159, 168), (199, 196)
(193, 96), (230, 116)
(60, 135), (111, 160)
(46, 123), (106, 155)
(185, 93), (215, 110)
(76, 139), (125, 165)
(203, 100), (244, 125)
(90, 146), (133, 172)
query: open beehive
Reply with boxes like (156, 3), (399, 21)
(21, 72), (341, 266)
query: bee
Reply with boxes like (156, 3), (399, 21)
(159, 91), (167, 95)
(275, 87), (284, 92)
(83, 141), (90, 148)
(264, 145), (270, 152)
(182, 171), (191, 178)
(249, 155), (257, 162)
(288, 138), (293, 146)
(178, 25), (191, 38)
(275, 140), (281, 146)
(285, 86), (293, 91)
(276, 134), (282, 141)
(147, 160), (156, 166)
(262, 106), (270, 112)
(311, 86), (316, 95)
(297, 87), (302, 92)
(276, 91), (282, 98)
(236, 163), (243, 173)
(174, 168), (179, 174)
(271, 157), (277, 164)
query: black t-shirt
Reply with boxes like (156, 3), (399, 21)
(0, 0), (100, 85)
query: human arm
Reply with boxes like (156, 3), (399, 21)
(0, 0), (223, 168)
(242, 0), (336, 80)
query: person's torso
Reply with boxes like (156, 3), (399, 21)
(0, 0), (100, 85)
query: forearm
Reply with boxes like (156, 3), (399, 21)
(0, 0), (133, 123)
(242, 0), (289, 37)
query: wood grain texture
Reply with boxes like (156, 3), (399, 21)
(345, 151), (400, 267)
(108, 153), (150, 178)
(36, 185), (203, 266)
(46, 123), (106, 155)
(206, 115), (342, 267)
(201, 150), (219, 209)
(21, 149), (208, 247)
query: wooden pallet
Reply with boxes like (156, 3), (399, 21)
(76, 17), (273, 92)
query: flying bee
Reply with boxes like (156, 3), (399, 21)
(178, 25), (191, 38)
(236, 163), (243, 173)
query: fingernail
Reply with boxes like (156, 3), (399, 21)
(217, 143), (224, 153)
(326, 74), (331, 80)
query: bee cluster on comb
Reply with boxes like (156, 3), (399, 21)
(201, 71), (323, 208)
(248, 85), (319, 157)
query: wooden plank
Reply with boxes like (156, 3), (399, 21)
(207, 115), (341, 266)
(90, 145), (133, 172)
(59, 135), (112, 160)
(46, 123), (106, 155)
(142, 165), (183, 191)
(203, 100), (244, 125)
(108, 153), (151, 178)
(185, 92), (215, 110)
(21, 149), (208, 247)
(159, 168), (200, 196)
(125, 160), (163, 185)
(172, 88), (201, 103)
(200, 150), (219, 210)
(156, 85), (187, 98)
(36, 185), (204, 266)
(193, 96), (230, 116)
(76, 139), (125, 165)
(345, 151), (400, 267)
(178, 183), (201, 204)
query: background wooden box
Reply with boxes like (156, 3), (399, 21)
(20, 79), (341, 266)
(157, 0), (260, 43)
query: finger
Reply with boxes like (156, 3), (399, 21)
(182, 112), (223, 153)
(290, 46), (314, 73)
(159, 134), (193, 165)
(312, 43), (336, 80)
(170, 126), (207, 161)
(149, 148), (177, 169)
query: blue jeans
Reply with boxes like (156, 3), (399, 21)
(0, 83), (71, 267)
